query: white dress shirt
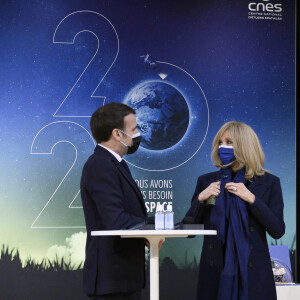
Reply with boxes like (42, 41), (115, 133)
(98, 144), (122, 162)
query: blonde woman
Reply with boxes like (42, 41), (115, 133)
(185, 121), (285, 300)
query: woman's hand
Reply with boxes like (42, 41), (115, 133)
(225, 182), (255, 204)
(198, 181), (221, 203)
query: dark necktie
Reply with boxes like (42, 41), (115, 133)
(120, 159), (132, 176)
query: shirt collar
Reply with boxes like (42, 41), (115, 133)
(98, 144), (122, 162)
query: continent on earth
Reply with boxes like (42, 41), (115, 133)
(125, 81), (190, 150)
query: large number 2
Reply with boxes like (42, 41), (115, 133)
(30, 121), (96, 228)
(30, 11), (119, 228)
(53, 10), (119, 117)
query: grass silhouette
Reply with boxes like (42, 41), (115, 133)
(0, 243), (296, 300)
(0, 245), (88, 300)
(0, 244), (200, 300)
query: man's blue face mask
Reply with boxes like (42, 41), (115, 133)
(217, 145), (236, 166)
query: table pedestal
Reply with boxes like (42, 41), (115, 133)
(148, 236), (161, 300)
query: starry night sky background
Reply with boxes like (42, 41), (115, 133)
(0, 0), (296, 268)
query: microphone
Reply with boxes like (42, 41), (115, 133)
(128, 221), (147, 230)
(141, 216), (155, 230)
(178, 216), (204, 230)
(174, 216), (194, 229)
(146, 216), (155, 224)
(182, 216), (195, 225)
(177, 216), (203, 238)
(129, 216), (155, 230)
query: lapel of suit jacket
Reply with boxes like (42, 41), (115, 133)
(247, 175), (266, 198)
(113, 159), (147, 215)
(95, 145), (147, 215)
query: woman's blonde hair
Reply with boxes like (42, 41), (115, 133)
(211, 121), (267, 180)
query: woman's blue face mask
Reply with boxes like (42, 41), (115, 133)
(218, 145), (236, 166)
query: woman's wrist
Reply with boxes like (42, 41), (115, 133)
(198, 193), (205, 203)
(248, 194), (255, 205)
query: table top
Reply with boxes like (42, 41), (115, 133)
(91, 229), (217, 237)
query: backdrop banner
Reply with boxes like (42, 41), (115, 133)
(0, 0), (296, 299)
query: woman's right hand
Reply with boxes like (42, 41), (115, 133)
(198, 181), (221, 203)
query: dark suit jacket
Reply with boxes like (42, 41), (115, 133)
(80, 145), (147, 296)
(185, 171), (285, 300)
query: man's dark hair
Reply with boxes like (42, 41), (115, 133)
(90, 102), (135, 143)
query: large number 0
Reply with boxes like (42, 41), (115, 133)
(53, 10), (119, 117)
(30, 121), (96, 228)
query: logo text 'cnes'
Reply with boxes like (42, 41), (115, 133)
(248, 0), (282, 13)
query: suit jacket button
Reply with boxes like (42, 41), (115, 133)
(250, 226), (254, 232)
(209, 243), (214, 249)
(248, 262), (253, 267)
(210, 261), (214, 266)
(250, 244), (254, 249)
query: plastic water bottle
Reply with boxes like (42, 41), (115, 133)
(155, 203), (165, 230)
(164, 203), (174, 230)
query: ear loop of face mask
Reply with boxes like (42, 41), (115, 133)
(118, 129), (141, 154)
(119, 129), (140, 144)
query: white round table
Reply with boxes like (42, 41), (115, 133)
(91, 229), (217, 300)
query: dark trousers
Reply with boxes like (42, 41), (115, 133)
(92, 291), (141, 300)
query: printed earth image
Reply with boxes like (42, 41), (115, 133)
(125, 81), (190, 150)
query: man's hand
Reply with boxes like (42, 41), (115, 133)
(145, 238), (165, 253)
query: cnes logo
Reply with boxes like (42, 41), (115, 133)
(248, 0), (282, 13)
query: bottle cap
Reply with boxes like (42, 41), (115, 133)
(156, 203), (161, 212)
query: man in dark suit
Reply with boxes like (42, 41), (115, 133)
(80, 103), (148, 300)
